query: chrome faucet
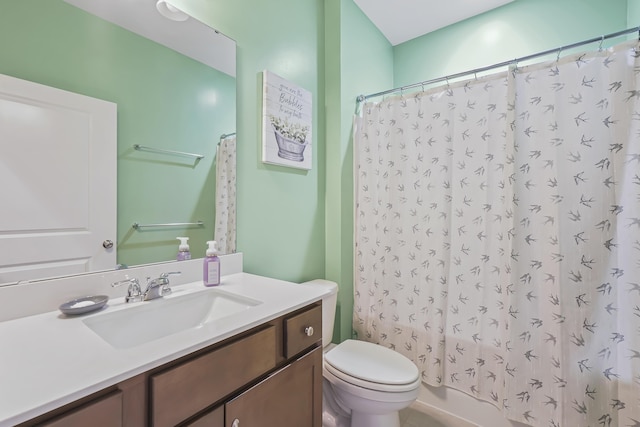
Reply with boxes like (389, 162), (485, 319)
(143, 271), (181, 301)
(111, 278), (143, 303)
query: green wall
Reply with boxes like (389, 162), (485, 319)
(394, 0), (628, 87)
(0, 0), (236, 267)
(174, 0), (327, 284)
(174, 0), (392, 341)
(4, 0), (633, 343)
(630, 0), (640, 26)
(324, 0), (393, 341)
(173, 0), (629, 343)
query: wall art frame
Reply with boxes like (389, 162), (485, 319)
(261, 70), (312, 170)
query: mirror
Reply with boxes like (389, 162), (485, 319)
(0, 0), (236, 286)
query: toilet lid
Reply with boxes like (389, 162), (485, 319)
(325, 340), (419, 388)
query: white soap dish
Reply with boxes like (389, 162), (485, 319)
(59, 295), (109, 316)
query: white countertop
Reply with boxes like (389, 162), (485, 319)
(0, 272), (328, 426)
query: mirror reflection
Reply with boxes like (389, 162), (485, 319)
(0, 0), (237, 286)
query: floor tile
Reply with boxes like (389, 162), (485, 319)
(400, 407), (448, 427)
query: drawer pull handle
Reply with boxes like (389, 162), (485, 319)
(232, 418), (240, 427)
(304, 326), (314, 337)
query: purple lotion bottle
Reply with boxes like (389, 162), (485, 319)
(203, 240), (220, 286)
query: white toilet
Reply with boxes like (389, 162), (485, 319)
(303, 280), (421, 427)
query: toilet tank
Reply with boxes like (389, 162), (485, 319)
(301, 279), (338, 348)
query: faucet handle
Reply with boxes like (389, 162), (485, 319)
(160, 271), (181, 279)
(159, 271), (181, 295)
(111, 278), (143, 303)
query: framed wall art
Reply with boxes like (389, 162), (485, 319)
(261, 70), (312, 170)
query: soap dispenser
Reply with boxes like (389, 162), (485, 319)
(203, 240), (220, 286)
(176, 237), (191, 261)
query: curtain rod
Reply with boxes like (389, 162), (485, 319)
(218, 132), (236, 145)
(357, 26), (640, 103)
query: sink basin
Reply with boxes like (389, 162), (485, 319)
(83, 289), (261, 349)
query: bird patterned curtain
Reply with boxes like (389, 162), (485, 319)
(354, 40), (640, 427)
(214, 135), (237, 254)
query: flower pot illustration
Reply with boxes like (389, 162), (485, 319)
(270, 117), (309, 162)
(273, 128), (308, 161)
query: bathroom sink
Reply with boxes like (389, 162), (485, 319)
(83, 289), (261, 349)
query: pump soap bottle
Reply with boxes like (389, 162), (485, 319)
(203, 240), (220, 286)
(176, 237), (191, 261)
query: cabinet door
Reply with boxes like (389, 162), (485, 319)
(184, 406), (224, 427)
(39, 390), (122, 427)
(225, 346), (322, 427)
(150, 326), (276, 427)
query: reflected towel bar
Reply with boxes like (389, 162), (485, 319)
(133, 144), (204, 160)
(132, 221), (204, 230)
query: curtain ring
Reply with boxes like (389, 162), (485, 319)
(556, 48), (562, 62)
(446, 76), (450, 87)
(599, 35), (604, 52)
(421, 82), (425, 93)
(474, 72), (478, 80)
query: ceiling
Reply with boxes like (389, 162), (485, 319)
(353, 0), (514, 46)
(63, 0), (236, 76)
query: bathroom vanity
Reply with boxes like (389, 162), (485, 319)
(0, 256), (327, 427)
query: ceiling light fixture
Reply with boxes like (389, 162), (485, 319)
(156, 0), (189, 22)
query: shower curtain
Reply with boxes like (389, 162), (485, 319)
(214, 135), (237, 254)
(354, 40), (640, 427)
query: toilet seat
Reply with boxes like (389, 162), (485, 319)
(324, 340), (420, 393)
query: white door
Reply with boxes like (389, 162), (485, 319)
(0, 74), (117, 285)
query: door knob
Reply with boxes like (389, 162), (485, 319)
(103, 240), (114, 249)
(231, 419), (240, 427)
(305, 326), (314, 337)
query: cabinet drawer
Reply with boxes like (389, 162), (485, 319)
(150, 326), (276, 427)
(40, 390), (122, 427)
(284, 304), (322, 358)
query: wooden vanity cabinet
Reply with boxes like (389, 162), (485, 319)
(184, 347), (322, 427)
(150, 326), (278, 427)
(19, 301), (322, 427)
(17, 374), (146, 427)
(38, 390), (123, 427)
(176, 302), (323, 427)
